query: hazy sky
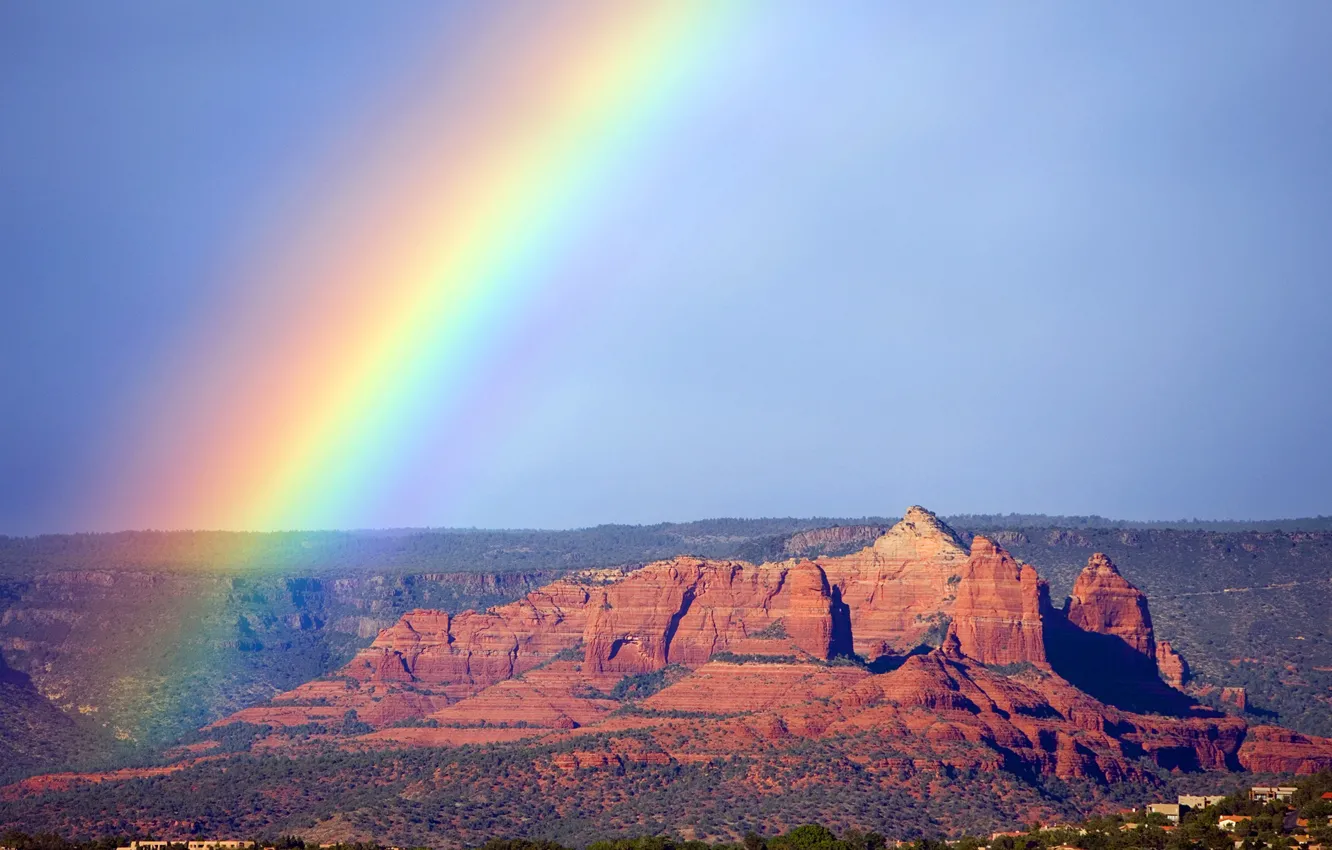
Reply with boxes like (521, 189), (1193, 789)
(3, 2), (1331, 533)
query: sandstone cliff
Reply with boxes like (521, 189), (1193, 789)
(1065, 553), (1155, 659)
(584, 557), (840, 675)
(1045, 553), (1178, 711)
(816, 506), (969, 660)
(1156, 640), (1189, 688)
(947, 536), (1049, 667)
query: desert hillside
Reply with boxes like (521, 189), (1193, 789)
(6, 508), (1331, 842)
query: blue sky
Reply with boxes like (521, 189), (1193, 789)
(2, 2), (1331, 533)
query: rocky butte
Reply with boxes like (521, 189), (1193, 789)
(181, 506), (1332, 782)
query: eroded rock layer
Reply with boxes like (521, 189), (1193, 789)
(946, 536), (1049, 667)
(584, 557), (839, 675)
(1156, 640), (1189, 688)
(1066, 553), (1156, 660)
(815, 506), (970, 660)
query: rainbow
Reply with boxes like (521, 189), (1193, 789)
(104, 3), (743, 532)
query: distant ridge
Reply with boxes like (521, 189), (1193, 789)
(948, 513), (1332, 532)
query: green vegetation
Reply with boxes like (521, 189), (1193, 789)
(611, 705), (751, 719)
(0, 837), (393, 850)
(387, 716), (440, 728)
(919, 615), (952, 648)
(986, 662), (1042, 677)
(951, 515), (1332, 532)
(553, 644), (587, 662)
(202, 720), (272, 752)
(608, 665), (688, 701)
(710, 652), (799, 665)
(7, 771), (1332, 849)
(752, 620), (789, 640)
(8, 716), (1330, 847)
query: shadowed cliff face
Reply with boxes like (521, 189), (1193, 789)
(0, 650), (111, 785)
(1066, 552), (1156, 659)
(1045, 616), (1197, 715)
(1046, 553), (1195, 714)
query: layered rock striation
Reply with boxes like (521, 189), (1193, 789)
(815, 506), (970, 661)
(946, 535), (1049, 667)
(584, 557), (841, 675)
(1065, 553), (1156, 660)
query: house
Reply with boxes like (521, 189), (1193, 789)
(1219, 815), (1252, 831)
(117, 843), (169, 850)
(1148, 803), (1182, 824)
(1324, 792), (1332, 800)
(187, 844), (254, 850)
(1180, 794), (1228, 809)
(1250, 786), (1299, 802)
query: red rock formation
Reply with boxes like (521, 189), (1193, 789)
(0, 756), (227, 802)
(583, 557), (839, 675)
(616, 642), (1262, 782)
(361, 726), (542, 748)
(426, 661), (618, 729)
(816, 506), (970, 660)
(215, 556), (847, 728)
(343, 582), (592, 698)
(1065, 554), (1155, 660)
(197, 504), (1332, 790)
(639, 658), (867, 714)
(947, 536), (1048, 667)
(210, 581), (595, 728)
(1239, 726), (1332, 773)
(217, 507), (1039, 731)
(1156, 641), (1189, 688)
(1221, 686), (1247, 711)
